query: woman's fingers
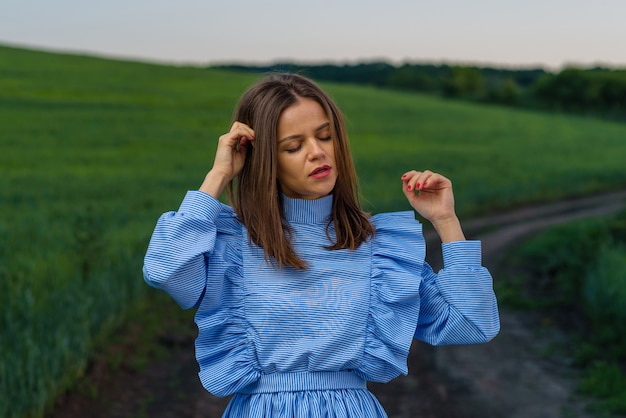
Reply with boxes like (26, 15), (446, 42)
(401, 170), (438, 192)
(401, 169), (457, 223)
(219, 122), (255, 149)
(212, 122), (256, 179)
(232, 122), (256, 148)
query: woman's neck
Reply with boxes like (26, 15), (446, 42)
(282, 194), (333, 224)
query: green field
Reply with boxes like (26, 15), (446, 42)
(1, 44), (626, 417)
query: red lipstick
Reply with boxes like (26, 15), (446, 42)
(309, 165), (331, 179)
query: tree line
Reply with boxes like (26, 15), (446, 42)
(213, 62), (626, 121)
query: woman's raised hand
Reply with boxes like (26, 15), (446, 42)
(401, 170), (465, 242)
(200, 122), (255, 198)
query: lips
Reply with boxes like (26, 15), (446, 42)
(309, 165), (331, 179)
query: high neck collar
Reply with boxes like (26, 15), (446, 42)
(282, 194), (333, 224)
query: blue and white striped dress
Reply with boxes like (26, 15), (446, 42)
(143, 191), (499, 417)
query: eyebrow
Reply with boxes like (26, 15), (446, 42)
(278, 122), (330, 143)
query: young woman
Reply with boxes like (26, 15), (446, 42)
(143, 73), (499, 417)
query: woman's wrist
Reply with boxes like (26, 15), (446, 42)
(431, 216), (466, 243)
(199, 170), (230, 198)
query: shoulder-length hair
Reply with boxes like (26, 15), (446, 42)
(228, 73), (375, 269)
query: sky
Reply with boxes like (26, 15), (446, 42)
(1, 0), (625, 70)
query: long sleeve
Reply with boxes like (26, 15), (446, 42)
(143, 190), (237, 309)
(414, 241), (500, 345)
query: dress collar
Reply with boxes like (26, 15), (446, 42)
(282, 194), (333, 224)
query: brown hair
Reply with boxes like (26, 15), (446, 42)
(228, 73), (375, 269)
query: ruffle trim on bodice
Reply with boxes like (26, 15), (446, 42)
(360, 211), (425, 382)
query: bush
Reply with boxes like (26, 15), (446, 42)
(515, 219), (611, 306)
(584, 244), (626, 325)
(579, 362), (626, 415)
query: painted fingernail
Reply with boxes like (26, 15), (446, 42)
(416, 183), (421, 189)
(407, 185), (412, 191)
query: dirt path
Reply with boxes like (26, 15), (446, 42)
(49, 190), (626, 418)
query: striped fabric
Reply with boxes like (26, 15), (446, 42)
(143, 191), (500, 417)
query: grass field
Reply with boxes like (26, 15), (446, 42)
(1, 44), (626, 417)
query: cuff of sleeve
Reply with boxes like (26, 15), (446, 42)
(442, 240), (482, 267)
(177, 190), (222, 222)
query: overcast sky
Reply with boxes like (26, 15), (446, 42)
(1, 0), (625, 69)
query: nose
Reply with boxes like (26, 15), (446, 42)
(307, 139), (325, 160)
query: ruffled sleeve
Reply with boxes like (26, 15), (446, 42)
(143, 190), (260, 396)
(195, 216), (261, 397)
(361, 211), (424, 382)
(415, 241), (500, 346)
(142, 190), (240, 309)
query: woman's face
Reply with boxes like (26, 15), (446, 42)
(276, 98), (338, 200)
